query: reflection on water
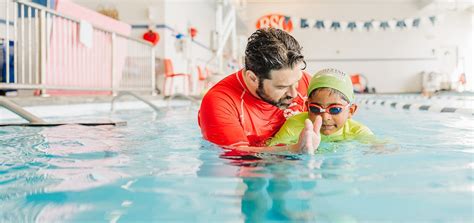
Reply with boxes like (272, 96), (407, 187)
(38, 125), (130, 193)
(216, 147), (362, 222)
(0, 107), (473, 222)
(0, 124), (132, 222)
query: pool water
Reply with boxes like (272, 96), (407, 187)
(0, 103), (473, 222)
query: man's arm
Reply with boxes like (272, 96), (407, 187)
(199, 91), (249, 146)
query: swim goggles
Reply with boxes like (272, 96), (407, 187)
(308, 103), (350, 115)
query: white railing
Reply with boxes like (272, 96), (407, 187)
(0, 0), (155, 95)
(213, 0), (237, 74)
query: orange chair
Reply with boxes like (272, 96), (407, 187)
(197, 65), (216, 90)
(163, 59), (191, 96)
(196, 65), (208, 93)
(204, 67), (215, 88)
(196, 66), (207, 81)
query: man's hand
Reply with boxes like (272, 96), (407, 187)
(297, 116), (322, 154)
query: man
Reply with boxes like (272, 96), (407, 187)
(198, 28), (320, 153)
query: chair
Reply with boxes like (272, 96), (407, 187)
(196, 65), (216, 92)
(197, 65), (207, 81)
(163, 59), (191, 96)
(196, 65), (207, 93)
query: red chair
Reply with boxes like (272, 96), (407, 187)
(196, 65), (208, 93)
(197, 66), (207, 81)
(163, 59), (191, 96)
(197, 65), (216, 91)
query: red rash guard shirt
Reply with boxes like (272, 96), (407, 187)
(198, 69), (310, 147)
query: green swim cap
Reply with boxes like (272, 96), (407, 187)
(307, 68), (354, 102)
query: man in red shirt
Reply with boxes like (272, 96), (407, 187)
(198, 28), (320, 153)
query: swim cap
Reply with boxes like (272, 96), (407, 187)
(307, 68), (354, 102)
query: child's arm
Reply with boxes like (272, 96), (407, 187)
(267, 113), (307, 146)
(227, 117), (323, 154)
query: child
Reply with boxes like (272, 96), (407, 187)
(268, 68), (374, 147)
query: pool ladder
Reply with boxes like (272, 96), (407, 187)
(111, 91), (199, 112)
(0, 97), (46, 124)
(111, 91), (162, 112)
(0, 97), (125, 127)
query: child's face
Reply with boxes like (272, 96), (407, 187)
(307, 89), (357, 135)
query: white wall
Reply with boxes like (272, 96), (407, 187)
(239, 1), (473, 93)
(162, 0), (215, 73)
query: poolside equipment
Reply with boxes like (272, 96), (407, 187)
(143, 30), (160, 45)
(0, 97), (45, 124)
(0, 41), (14, 84)
(189, 27), (198, 39)
(111, 91), (161, 112)
(163, 59), (191, 96)
(350, 74), (370, 93)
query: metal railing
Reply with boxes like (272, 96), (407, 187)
(0, 96), (45, 124)
(0, 0), (155, 95)
(111, 91), (161, 112)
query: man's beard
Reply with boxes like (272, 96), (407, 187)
(256, 79), (294, 109)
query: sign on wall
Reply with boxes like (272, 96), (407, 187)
(256, 14), (293, 32)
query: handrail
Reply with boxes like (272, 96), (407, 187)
(111, 91), (161, 112)
(0, 97), (46, 124)
(165, 93), (200, 106)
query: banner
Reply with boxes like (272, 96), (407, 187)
(256, 14), (439, 32)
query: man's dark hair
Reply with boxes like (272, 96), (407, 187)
(245, 28), (306, 80)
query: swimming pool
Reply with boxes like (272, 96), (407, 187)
(0, 100), (473, 222)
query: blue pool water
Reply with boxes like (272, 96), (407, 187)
(0, 103), (473, 222)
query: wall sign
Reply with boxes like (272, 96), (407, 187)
(256, 14), (293, 32)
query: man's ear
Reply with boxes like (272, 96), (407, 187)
(348, 104), (358, 118)
(245, 70), (258, 83)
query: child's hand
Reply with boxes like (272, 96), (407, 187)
(297, 116), (322, 154)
